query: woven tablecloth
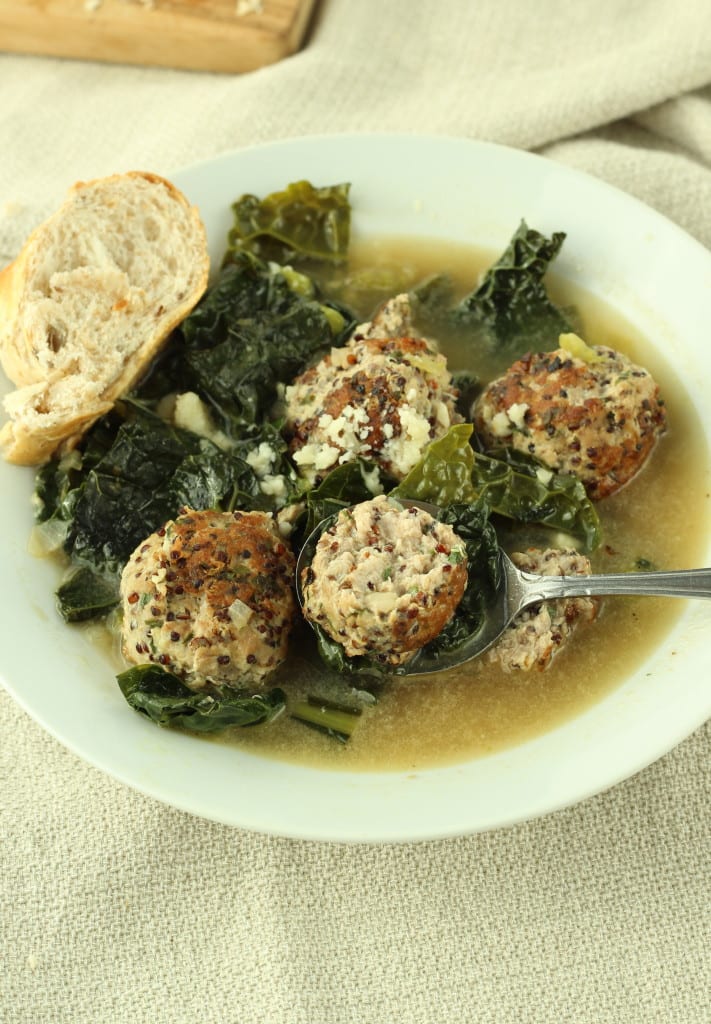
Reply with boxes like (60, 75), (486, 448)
(1, 2), (710, 1021)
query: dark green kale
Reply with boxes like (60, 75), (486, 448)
(56, 567), (122, 623)
(35, 403), (296, 622)
(299, 459), (389, 540)
(117, 664), (285, 733)
(390, 424), (480, 507)
(413, 221), (576, 365)
(147, 252), (354, 436)
(470, 445), (602, 553)
(423, 501), (501, 662)
(34, 451), (82, 528)
(452, 220), (573, 344)
(393, 424), (600, 552)
(290, 694), (363, 743)
(308, 620), (382, 679)
(66, 411), (266, 571)
(224, 180), (351, 265)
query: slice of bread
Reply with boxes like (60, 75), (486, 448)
(0, 171), (209, 465)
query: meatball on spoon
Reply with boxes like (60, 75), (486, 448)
(453, 553), (711, 673)
(296, 501), (711, 676)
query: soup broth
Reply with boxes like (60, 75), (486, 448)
(205, 235), (709, 771)
(80, 235), (707, 772)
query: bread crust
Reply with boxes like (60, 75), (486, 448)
(0, 171), (209, 465)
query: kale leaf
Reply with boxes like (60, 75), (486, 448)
(299, 459), (388, 540)
(393, 424), (600, 552)
(308, 621), (385, 679)
(56, 566), (121, 622)
(66, 412), (259, 573)
(421, 500), (501, 662)
(34, 450), (82, 528)
(117, 664), (286, 733)
(155, 252), (355, 435)
(224, 181), (351, 265)
(36, 404), (294, 623)
(470, 446), (601, 553)
(452, 220), (575, 350)
(391, 423), (479, 507)
(413, 221), (576, 364)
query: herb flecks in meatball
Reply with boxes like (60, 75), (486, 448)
(474, 339), (666, 499)
(301, 495), (468, 666)
(120, 508), (296, 688)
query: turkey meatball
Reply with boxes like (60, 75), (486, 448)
(489, 547), (598, 672)
(284, 327), (461, 484)
(355, 292), (417, 340)
(120, 507), (296, 688)
(300, 495), (468, 667)
(473, 338), (666, 498)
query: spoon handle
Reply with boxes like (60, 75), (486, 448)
(517, 567), (711, 607)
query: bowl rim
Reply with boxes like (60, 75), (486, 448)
(1, 131), (710, 843)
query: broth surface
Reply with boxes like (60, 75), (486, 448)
(79, 235), (706, 772)
(211, 235), (709, 771)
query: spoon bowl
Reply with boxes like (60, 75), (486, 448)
(296, 502), (711, 677)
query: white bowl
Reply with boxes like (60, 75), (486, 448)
(1, 134), (710, 842)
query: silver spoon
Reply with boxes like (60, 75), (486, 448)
(295, 501), (711, 676)
(429, 551), (711, 675)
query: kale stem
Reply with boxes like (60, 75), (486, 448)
(306, 694), (362, 716)
(290, 698), (361, 740)
(223, 482), (240, 513)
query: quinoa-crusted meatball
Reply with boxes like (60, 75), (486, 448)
(473, 340), (666, 499)
(120, 508), (296, 688)
(301, 495), (468, 666)
(284, 330), (462, 484)
(489, 548), (598, 672)
(355, 292), (417, 340)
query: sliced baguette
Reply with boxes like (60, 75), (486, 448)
(0, 171), (209, 465)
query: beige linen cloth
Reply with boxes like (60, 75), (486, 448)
(1, 2), (710, 1022)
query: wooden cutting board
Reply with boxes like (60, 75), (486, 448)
(0, 0), (318, 73)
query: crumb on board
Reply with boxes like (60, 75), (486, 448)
(84, 1), (157, 12)
(236, 0), (264, 14)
